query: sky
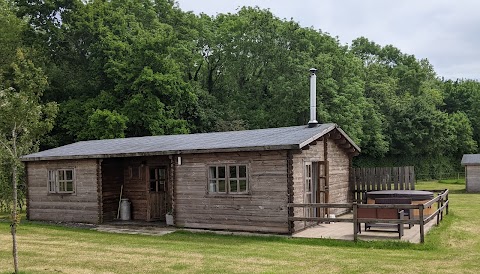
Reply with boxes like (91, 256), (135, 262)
(175, 0), (479, 80)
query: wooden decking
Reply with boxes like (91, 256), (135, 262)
(293, 214), (436, 243)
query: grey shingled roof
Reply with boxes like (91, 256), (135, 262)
(461, 154), (480, 165)
(21, 123), (360, 161)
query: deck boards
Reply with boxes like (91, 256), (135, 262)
(293, 214), (436, 243)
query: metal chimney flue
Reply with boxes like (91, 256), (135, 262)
(308, 68), (318, 127)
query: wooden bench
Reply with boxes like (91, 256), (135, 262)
(357, 207), (405, 239)
(374, 197), (413, 228)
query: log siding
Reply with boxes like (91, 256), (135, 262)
(26, 159), (99, 223)
(174, 151), (290, 233)
(101, 158), (124, 222)
(291, 136), (351, 232)
(326, 137), (350, 215)
(292, 138), (325, 231)
(121, 158), (148, 220)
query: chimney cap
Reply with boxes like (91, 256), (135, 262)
(309, 68), (317, 74)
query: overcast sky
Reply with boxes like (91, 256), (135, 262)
(176, 0), (479, 80)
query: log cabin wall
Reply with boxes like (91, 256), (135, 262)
(26, 159), (100, 223)
(326, 138), (351, 215)
(101, 158), (124, 222)
(291, 138), (325, 231)
(291, 136), (351, 232)
(122, 157), (147, 220)
(174, 150), (289, 233)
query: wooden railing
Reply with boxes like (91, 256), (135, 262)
(287, 189), (449, 243)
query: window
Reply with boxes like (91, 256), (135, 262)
(208, 166), (226, 193)
(48, 169), (75, 194)
(149, 167), (166, 192)
(208, 165), (248, 194)
(129, 166), (141, 179)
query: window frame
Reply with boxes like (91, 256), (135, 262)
(148, 166), (167, 193)
(129, 165), (141, 179)
(207, 164), (249, 195)
(47, 168), (76, 194)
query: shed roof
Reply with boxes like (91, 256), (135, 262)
(21, 123), (360, 161)
(461, 154), (480, 165)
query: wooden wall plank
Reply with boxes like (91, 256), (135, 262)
(175, 150), (289, 233)
(101, 158), (124, 221)
(26, 159), (100, 224)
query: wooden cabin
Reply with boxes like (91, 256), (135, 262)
(21, 123), (360, 234)
(461, 154), (480, 193)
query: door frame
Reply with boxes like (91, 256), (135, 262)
(304, 161), (329, 219)
(316, 161), (329, 218)
(146, 166), (168, 221)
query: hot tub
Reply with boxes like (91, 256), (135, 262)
(366, 190), (435, 217)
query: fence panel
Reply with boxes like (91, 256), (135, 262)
(351, 166), (415, 203)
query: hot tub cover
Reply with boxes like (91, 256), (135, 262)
(366, 190), (434, 201)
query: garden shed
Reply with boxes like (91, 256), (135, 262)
(21, 123), (360, 234)
(461, 154), (480, 193)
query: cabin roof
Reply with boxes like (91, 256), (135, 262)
(21, 123), (360, 161)
(461, 154), (480, 165)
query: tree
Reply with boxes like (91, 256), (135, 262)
(442, 79), (480, 151)
(0, 48), (57, 273)
(0, 0), (24, 71)
(18, 0), (202, 144)
(80, 109), (128, 140)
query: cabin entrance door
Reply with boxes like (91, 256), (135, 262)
(316, 161), (329, 219)
(147, 166), (167, 221)
(305, 161), (329, 219)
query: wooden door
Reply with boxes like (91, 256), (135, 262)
(304, 162), (314, 218)
(147, 166), (167, 221)
(316, 161), (329, 218)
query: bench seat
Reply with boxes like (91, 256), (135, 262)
(357, 207), (405, 239)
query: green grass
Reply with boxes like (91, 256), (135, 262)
(1, 181), (480, 273)
(0, 210), (25, 222)
(437, 178), (466, 185)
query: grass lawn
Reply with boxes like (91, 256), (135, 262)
(1, 180), (479, 274)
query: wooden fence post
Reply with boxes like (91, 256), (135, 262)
(446, 192), (449, 215)
(436, 196), (441, 225)
(353, 202), (358, 242)
(419, 204), (425, 243)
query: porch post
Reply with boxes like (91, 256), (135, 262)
(168, 155), (176, 223)
(353, 202), (358, 242)
(97, 159), (103, 224)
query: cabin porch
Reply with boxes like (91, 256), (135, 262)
(288, 189), (449, 243)
(100, 156), (174, 223)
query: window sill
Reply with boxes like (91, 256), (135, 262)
(206, 193), (251, 198)
(47, 192), (76, 196)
